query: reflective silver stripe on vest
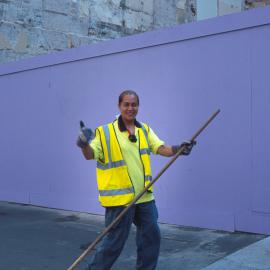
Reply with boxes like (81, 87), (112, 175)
(97, 160), (125, 170)
(140, 148), (150, 155)
(103, 125), (112, 163)
(145, 175), (152, 181)
(99, 187), (134, 196)
(140, 123), (149, 146)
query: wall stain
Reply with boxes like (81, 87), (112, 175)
(54, 214), (80, 222)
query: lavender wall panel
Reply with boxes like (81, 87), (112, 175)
(250, 26), (270, 214)
(1, 7), (270, 233)
(234, 24), (270, 234)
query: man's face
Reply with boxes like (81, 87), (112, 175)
(118, 94), (139, 122)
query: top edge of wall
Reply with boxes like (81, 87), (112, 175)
(0, 6), (270, 76)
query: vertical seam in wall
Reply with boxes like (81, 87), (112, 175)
(233, 212), (236, 232)
(249, 28), (254, 214)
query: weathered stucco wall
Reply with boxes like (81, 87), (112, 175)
(1, 0), (270, 64)
(0, 0), (196, 63)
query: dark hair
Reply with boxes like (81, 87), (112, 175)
(118, 90), (139, 105)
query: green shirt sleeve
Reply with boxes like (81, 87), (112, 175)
(148, 127), (164, 154)
(90, 129), (104, 161)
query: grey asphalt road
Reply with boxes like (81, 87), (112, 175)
(0, 201), (267, 270)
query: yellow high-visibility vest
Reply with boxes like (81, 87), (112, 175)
(96, 120), (153, 207)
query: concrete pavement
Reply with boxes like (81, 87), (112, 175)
(202, 236), (270, 270)
(0, 201), (268, 270)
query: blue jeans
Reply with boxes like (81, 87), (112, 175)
(86, 200), (160, 270)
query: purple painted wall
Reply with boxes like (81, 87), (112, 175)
(1, 7), (270, 234)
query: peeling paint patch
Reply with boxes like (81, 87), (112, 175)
(0, 33), (12, 49)
(14, 31), (28, 53)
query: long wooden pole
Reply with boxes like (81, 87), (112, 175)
(67, 109), (220, 270)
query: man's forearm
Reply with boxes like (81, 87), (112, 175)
(81, 145), (95, 160)
(157, 145), (174, 157)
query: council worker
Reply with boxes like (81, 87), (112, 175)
(77, 90), (195, 270)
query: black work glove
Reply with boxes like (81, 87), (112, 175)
(172, 140), (196, 155)
(76, 120), (94, 148)
(180, 140), (196, 155)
